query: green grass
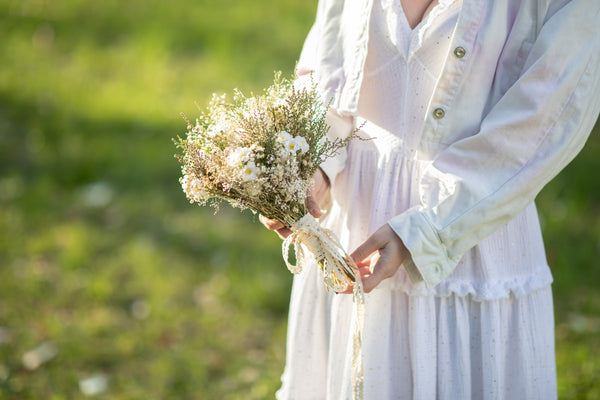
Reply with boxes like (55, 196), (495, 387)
(0, 0), (598, 398)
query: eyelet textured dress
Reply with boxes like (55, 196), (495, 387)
(277, 1), (557, 399)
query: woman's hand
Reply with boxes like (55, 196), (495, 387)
(349, 224), (410, 293)
(259, 168), (330, 239)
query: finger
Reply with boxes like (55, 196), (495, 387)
(259, 214), (271, 227)
(351, 252), (376, 274)
(350, 233), (384, 265)
(339, 254), (375, 295)
(361, 253), (397, 293)
(276, 227), (292, 239)
(260, 216), (285, 231)
(306, 194), (322, 218)
(267, 220), (285, 230)
(340, 285), (353, 294)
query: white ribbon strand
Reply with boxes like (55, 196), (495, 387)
(282, 213), (365, 400)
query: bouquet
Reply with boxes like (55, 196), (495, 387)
(175, 73), (361, 292)
(175, 73), (365, 399)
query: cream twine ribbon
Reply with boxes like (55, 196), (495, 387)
(282, 213), (365, 400)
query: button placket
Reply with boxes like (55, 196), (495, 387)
(430, 46), (467, 122)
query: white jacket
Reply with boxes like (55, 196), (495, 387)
(297, 0), (600, 288)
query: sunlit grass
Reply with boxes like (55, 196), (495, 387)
(0, 0), (598, 398)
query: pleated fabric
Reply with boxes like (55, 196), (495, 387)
(277, 260), (556, 400)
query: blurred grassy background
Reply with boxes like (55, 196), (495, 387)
(0, 0), (598, 398)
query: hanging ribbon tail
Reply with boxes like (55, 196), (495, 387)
(351, 272), (365, 400)
(281, 213), (365, 400)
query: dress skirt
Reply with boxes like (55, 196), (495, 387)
(276, 135), (557, 400)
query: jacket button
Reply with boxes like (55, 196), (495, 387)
(433, 108), (445, 119)
(454, 46), (466, 58)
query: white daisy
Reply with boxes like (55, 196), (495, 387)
(241, 161), (259, 181)
(276, 130), (293, 145)
(293, 136), (309, 153)
(284, 140), (297, 154)
(227, 147), (253, 166)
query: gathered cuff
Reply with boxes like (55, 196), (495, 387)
(388, 207), (459, 288)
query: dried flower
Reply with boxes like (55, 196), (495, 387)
(208, 123), (225, 137)
(276, 130), (293, 144)
(293, 136), (309, 153)
(181, 174), (208, 204)
(227, 147), (253, 166)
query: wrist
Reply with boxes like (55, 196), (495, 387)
(318, 167), (331, 189)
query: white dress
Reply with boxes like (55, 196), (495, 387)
(277, 1), (557, 399)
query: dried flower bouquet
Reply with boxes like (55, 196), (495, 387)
(174, 73), (359, 293)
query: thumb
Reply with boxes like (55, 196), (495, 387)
(306, 193), (322, 218)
